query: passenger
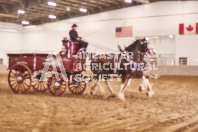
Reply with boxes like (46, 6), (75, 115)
(69, 24), (88, 52)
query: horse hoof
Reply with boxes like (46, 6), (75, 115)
(90, 86), (95, 95)
(146, 91), (154, 98)
(84, 93), (92, 98)
(111, 94), (116, 98)
(139, 86), (143, 92)
(111, 92), (116, 98)
(146, 92), (150, 97)
(90, 91), (94, 95)
(105, 94), (116, 99)
(117, 93), (126, 101)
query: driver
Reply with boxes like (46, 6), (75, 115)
(69, 24), (88, 51)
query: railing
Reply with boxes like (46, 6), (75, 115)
(188, 59), (198, 66)
(145, 54), (175, 66)
(146, 54), (198, 66)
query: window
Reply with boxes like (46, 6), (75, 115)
(179, 57), (187, 65)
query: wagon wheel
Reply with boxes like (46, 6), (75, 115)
(68, 76), (86, 94)
(8, 64), (32, 94)
(32, 71), (48, 92)
(48, 74), (66, 96)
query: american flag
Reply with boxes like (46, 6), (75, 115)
(116, 26), (133, 38)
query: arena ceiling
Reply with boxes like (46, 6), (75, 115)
(0, 0), (190, 25)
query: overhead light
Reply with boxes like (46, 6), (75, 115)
(18, 10), (25, 14)
(145, 37), (149, 41)
(169, 35), (174, 38)
(21, 21), (29, 25)
(48, 2), (56, 6)
(48, 15), (56, 19)
(125, 0), (132, 3)
(79, 8), (87, 12)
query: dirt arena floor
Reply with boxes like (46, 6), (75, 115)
(0, 73), (198, 132)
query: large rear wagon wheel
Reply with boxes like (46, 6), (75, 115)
(8, 64), (32, 94)
(48, 74), (66, 96)
(32, 71), (48, 92)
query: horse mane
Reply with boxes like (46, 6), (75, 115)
(125, 39), (140, 52)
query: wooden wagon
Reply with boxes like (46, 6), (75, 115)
(7, 37), (87, 96)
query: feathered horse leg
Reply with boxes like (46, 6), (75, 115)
(139, 75), (154, 97)
(139, 76), (147, 92)
(105, 78), (116, 96)
(90, 74), (105, 96)
(117, 75), (130, 101)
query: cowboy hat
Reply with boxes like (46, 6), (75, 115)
(72, 24), (78, 27)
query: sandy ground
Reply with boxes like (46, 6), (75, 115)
(0, 73), (198, 132)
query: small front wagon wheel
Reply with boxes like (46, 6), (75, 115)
(8, 64), (32, 94)
(48, 74), (66, 96)
(32, 71), (48, 92)
(68, 80), (86, 94)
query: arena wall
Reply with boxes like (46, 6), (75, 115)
(0, 1), (198, 67)
(21, 1), (198, 66)
(0, 22), (22, 65)
(152, 65), (198, 76)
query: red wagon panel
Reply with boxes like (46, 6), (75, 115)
(7, 53), (49, 70)
(7, 38), (86, 73)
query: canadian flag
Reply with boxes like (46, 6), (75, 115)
(179, 23), (198, 35)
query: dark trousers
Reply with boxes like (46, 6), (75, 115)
(78, 40), (88, 49)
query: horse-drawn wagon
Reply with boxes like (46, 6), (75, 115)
(7, 37), (87, 96)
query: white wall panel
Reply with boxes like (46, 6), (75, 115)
(176, 35), (198, 65)
(0, 1), (197, 65)
(21, 1), (198, 58)
(0, 22), (22, 65)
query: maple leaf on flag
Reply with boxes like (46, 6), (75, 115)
(186, 25), (194, 32)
